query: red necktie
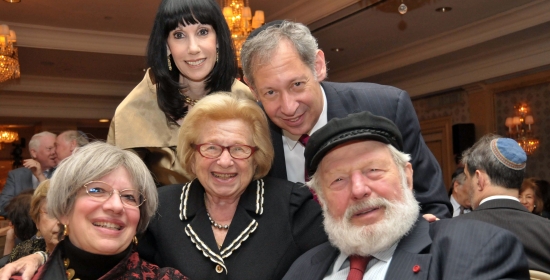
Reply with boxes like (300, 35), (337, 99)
(347, 255), (371, 280)
(298, 134), (310, 182)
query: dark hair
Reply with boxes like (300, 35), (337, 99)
(461, 134), (525, 190)
(6, 189), (36, 241)
(147, 0), (237, 123)
(535, 178), (550, 213)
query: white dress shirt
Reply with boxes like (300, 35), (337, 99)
(450, 195), (471, 217)
(479, 195), (520, 205)
(323, 243), (398, 280)
(282, 86), (328, 183)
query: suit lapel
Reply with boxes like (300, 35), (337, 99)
(267, 114), (288, 180)
(384, 217), (432, 280)
(309, 243), (341, 280)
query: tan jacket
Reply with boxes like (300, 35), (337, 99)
(107, 69), (252, 186)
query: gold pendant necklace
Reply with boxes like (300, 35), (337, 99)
(178, 89), (200, 106)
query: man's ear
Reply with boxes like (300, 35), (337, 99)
(475, 170), (486, 192)
(314, 49), (327, 82)
(30, 149), (37, 159)
(405, 162), (413, 191)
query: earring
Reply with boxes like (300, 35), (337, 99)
(167, 55), (173, 71)
(216, 49), (219, 63)
(133, 236), (138, 246)
(63, 224), (69, 236)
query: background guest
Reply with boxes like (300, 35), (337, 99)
(459, 135), (550, 273)
(107, 0), (252, 186)
(3, 190), (36, 256)
(519, 178), (545, 215)
(0, 132), (57, 216)
(7, 180), (59, 263)
(139, 93), (326, 279)
(449, 168), (471, 217)
(54, 130), (89, 163)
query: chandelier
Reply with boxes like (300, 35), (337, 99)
(222, 0), (264, 66)
(0, 24), (20, 83)
(0, 129), (19, 151)
(505, 103), (539, 155)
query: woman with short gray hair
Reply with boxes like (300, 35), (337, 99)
(0, 142), (187, 280)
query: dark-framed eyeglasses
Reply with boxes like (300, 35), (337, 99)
(82, 181), (146, 207)
(192, 143), (258, 159)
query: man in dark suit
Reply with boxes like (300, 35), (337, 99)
(0, 131), (57, 216)
(282, 112), (528, 280)
(241, 20), (451, 218)
(458, 135), (550, 273)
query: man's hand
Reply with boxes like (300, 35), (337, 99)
(22, 159), (46, 182)
(422, 213), (440, 223)
(0, 253), (42, 280)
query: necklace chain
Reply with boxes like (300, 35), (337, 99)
(206, 209), (230, 230)
(178, 89), (200, 106)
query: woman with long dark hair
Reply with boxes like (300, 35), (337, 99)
(107, 0), (252, 186)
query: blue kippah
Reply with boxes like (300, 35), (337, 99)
(490, 138), (526, 170)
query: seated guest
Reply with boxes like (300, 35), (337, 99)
(8, 180), (60, 262)
(0, 142), (188, 279)
(0, 132), (57, 216)
(283, 112), (528, 280)
(449, 168), (471, 217)
(54, 130), (89, 163)
(139, 93), (327, 279)
(3, 190), (36, 256)
(519, 178), (545, 215)
(459, 135), (550, 273)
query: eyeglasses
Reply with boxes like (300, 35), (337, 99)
(83, 181), (146, 207)
(192, 143), (258, 159)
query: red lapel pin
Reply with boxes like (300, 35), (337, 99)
(412, 265), (421, 273)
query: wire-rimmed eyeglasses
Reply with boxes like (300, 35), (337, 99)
(192, 143), (258, 159)
(83, 181), (146, 207)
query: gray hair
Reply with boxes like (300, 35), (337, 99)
(451, 172), (466, 186)
(241, 20), (320, 88)
(60, 130), (90, 148)
(308, 144), (411, 200)
(28, 131), (56, 153)
(47, 142), (158, 233)
(461, 134), (525, 190)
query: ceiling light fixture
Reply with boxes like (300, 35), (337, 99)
(505, 103), (539, 155)
(435, 7), (452, 12)
(0, 24), (20, 83)
(222, 0), (264, 66)
(376, 0), (442, 15)
(0, 129), (19, 150)
(3, 0), (21, 3)
(331, 48), (344, 52)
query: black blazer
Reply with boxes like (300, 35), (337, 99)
(268, 81), (452, 218)
(283, 217), (529, 280)
(458, 199), (550, 273)
(138, 177), (327, 280)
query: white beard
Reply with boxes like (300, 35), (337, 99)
(321, 178), (420, 257)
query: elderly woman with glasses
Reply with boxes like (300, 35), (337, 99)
(0, 142), (188, 280)
(138, 93), (327, 279)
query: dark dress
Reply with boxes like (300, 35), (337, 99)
(139, 176), (328, 279)
(30, 238), (187, 280)
(9, 237), (46, 263)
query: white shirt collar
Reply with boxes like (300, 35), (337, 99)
(282, 85), (328, 150)
(479, 195), (519, 206)
(331, 242), (398, 275)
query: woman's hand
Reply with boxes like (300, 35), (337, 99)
(0, 253), (42, 280)
(422, 213), (440, 223)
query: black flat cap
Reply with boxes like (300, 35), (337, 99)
(305, 111), (403, 176)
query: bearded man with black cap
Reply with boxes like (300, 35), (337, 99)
(282, 111), (528, 280)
